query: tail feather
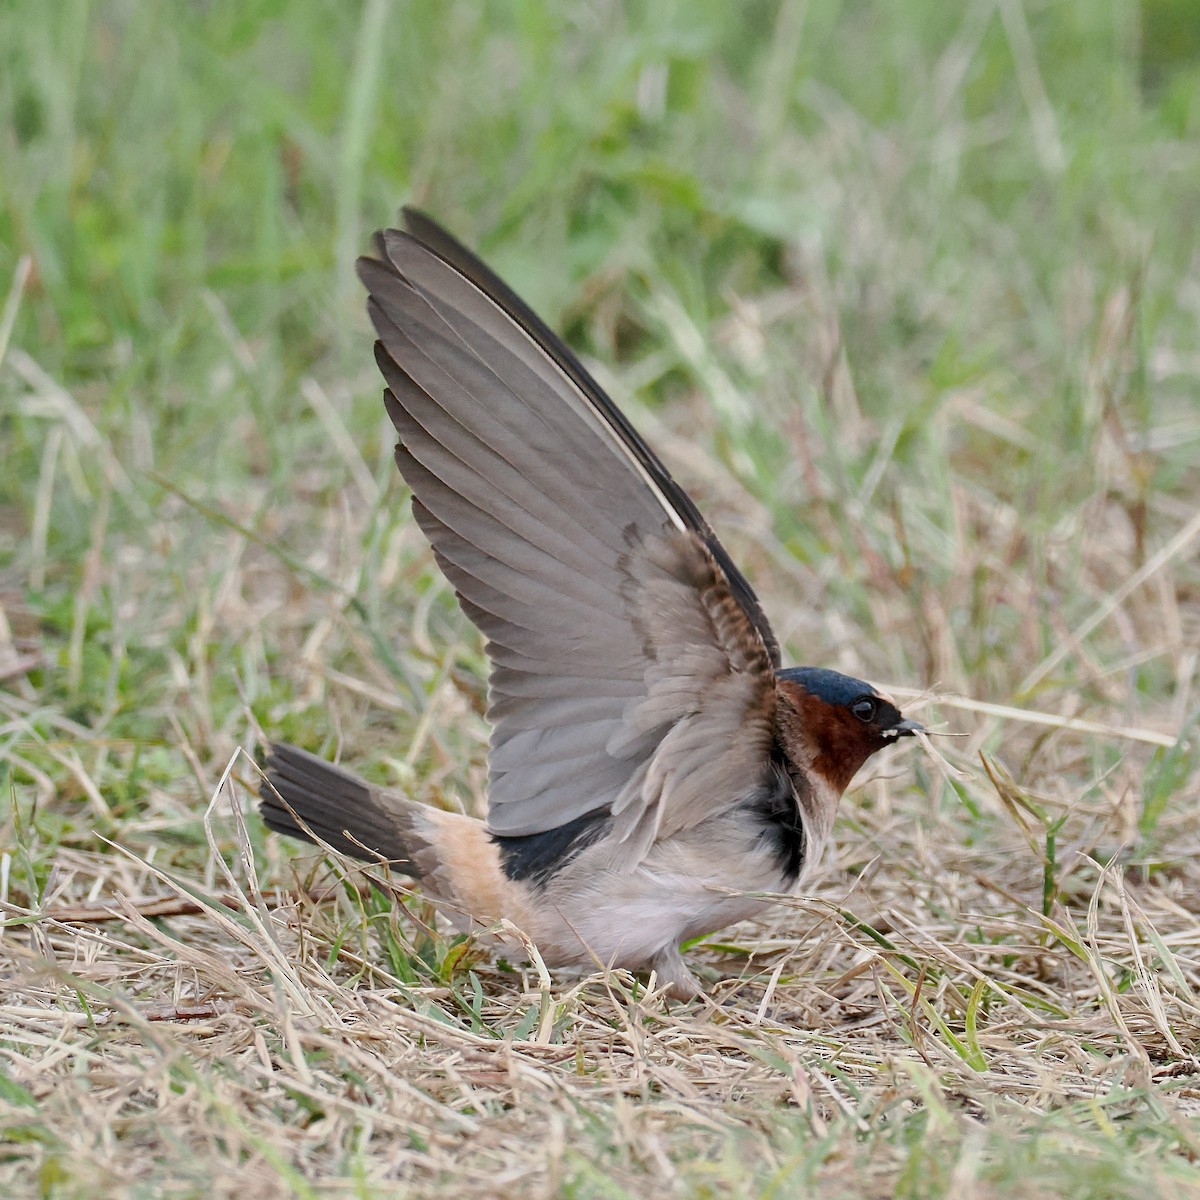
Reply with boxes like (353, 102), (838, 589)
(261, 742), (419, 874)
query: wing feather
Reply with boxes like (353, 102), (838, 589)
(391, 213), (782, 663)
(361, 212), (781, 850)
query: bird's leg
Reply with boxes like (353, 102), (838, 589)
(650, 944), (703, 1001)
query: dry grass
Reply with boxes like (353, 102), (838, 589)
(3, 2), (1200, 1196)
(4, 394), (1199, 1195)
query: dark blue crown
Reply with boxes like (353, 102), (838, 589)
(776, 666), (877, 706)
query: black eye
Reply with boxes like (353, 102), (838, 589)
(851, 697), (877, 723)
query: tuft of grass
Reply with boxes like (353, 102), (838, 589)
(3, 1), (1200, 1195)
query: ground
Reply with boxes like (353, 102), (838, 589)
(2, 2), (1200, 1196)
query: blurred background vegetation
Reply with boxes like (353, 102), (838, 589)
(2, 2), (1200, 1195)
(3, 0), (1198, 746)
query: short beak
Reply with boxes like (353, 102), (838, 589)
(894, 718), (924, 738)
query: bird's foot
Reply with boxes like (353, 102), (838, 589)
(650, 945), (704, 1002)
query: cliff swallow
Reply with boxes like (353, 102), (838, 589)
(262, 210), (921, 998)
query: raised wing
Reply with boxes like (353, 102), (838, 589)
(359, 211), (779, 854)
(395, 209), (780, 665)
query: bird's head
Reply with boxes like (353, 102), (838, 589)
(775, 666), (922, 795)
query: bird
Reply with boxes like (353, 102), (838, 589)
(261, 209), (922, 999)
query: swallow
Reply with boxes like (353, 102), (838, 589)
(262, 209), (922, 999)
